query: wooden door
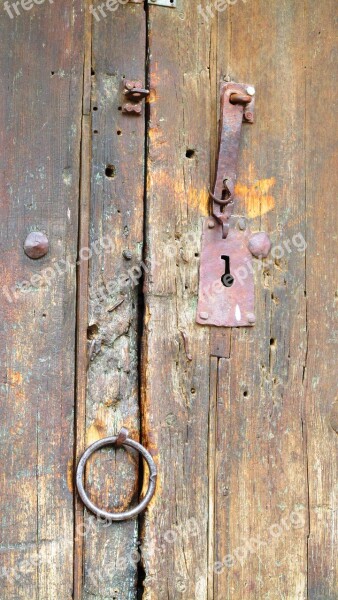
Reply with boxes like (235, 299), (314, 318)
(0, 1), (337, 599)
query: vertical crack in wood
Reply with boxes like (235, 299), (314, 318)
(208, 357), (218, 599)
(137, 2), (151, 597)
(73, 1), (92, 597)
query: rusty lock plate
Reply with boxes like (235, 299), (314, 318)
(196, 82), (271, 327)
(197, 217), (255, 327)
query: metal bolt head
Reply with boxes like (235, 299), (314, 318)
(247, 313), (256, 325)
(245, 111), (254, 122)
(123, 249), (133, 260)
(199, 312), (209, 320)
(248, 232), (272, 258)
(246, 86), (255, 96)
(24, 231), (49, 259)
(238, 217), (247, 231)
(208, 219), (215, 229)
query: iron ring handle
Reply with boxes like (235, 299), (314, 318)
(76, 429), (157, 521)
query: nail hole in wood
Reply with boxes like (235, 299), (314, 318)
(105, 165), (116, 178)
(186, 149), (195, 158)
(87, 324), (99, 339)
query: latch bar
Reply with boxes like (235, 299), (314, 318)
(196, 81), (271, 328)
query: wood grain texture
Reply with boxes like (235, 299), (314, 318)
(79, 4), (146, 599)
(305, 0), (337, 597)
(141, 1), (337, 599)
(214, 1), (309, 598)
(141, 4), (214, 598)
(0, 1), (84, 598)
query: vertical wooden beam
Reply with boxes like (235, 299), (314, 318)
(79, 3), (147, 598)
(0, 1), (84, 597)
(215, 0), (309, 597)
(141, 4), (215, 598)
(305, 0), (338, 596)
(74, 1), (92, 595)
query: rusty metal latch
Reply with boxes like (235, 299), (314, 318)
(122, 80), (150, 115)
(196, 82), (271, 327)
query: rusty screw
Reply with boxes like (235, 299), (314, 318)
(24, 232), (49, 259)
(247, 313), (256, 325)
(123, 250), (133, 260)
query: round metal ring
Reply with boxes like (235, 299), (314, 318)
(76, 432), (157, 521)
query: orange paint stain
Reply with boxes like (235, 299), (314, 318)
(186, 186), (209, 216)
(6, 369), (23, 387)
(235, 171), (276, 218)
(86, 419), (107, 446)
(67, 458), (74, 494)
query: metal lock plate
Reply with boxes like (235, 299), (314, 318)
(196, 81), (271, 327)
(196, 218), (255, 327)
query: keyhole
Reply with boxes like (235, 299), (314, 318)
(221, 255), (234, 287)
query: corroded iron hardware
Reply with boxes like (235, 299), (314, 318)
(196, 82), (271, 327)
(76, 428), (157, 521)
(122, 80), (150, 115)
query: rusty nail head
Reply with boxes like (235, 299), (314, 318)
(24, 231), (49, 259)
(200, 312), (209, 320)
(248, 232), (272, 258)
(123, 249), (133, 260)
(208, 219), (215, 229)
(247, 313), (256, 324)
(116, 426), (129, 448)
(245, 111), (254, 121)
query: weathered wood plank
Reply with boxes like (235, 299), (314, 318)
(80, 3), (146, 598)
(73, 0), (92, 590)
(305, 1), (338, 597)
(214, 1), (310, 597)
(0, 1), (84, 598)
(141, 4), (214, 598)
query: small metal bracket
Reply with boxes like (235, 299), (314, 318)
(148, 0), (176, 7)
(196, 82), (272, 328)
(122, 80), (150, 115)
